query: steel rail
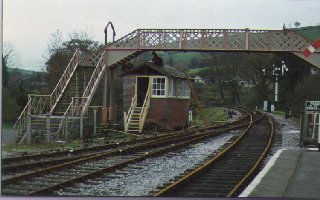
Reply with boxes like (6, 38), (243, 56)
(28, 121), (252, 196)
(153, 111), (269, 197)
(2, 110), (252, 195)
(3, 107), (249, 165)
(227, 113), (275, 197)
(2, 118), (249, 183)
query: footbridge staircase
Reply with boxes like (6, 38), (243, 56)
(14, 28), (319, 144)
(14, 48), (141, 144)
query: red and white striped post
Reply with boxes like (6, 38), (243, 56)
(303, 38), (320, 57)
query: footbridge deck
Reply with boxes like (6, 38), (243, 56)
(105, 29), (320, 68)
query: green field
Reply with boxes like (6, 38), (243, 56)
(189, 67), (209, 75)
(2, 122), (14, 129)
(296, 25), (320, 41)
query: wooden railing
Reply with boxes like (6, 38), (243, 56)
(57, 97), (88, 138)
(14, 94), (51, 144)
(13, 98), (32, 141)
(108, 29), (314, 53)
(50, 49), (80, 113)
(49, 49), (102, 113)
(81, 51), (107, 113)
(28, 94), (51, 115)
(124, 94), (137, 133)
(139, 85), (151, 133)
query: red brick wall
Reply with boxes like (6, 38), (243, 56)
(147, 98), (190, 129)
(123, 75), (190, 130)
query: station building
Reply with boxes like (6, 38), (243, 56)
(122, 63), (191, 133)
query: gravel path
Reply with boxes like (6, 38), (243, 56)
(270, 114), (303, 150)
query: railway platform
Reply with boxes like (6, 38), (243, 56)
(241, 149), (320, 198)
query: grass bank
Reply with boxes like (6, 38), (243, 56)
(2, 131), (138, 156)
(2, 122), (14, 129)
(193, 107), (227, 126)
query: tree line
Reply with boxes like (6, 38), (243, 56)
(180, 51), (319, 116)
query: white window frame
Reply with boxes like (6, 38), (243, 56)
(176, 79), (191, 99)
(168, 78), (175, 97)
(151, 76), (167, 98)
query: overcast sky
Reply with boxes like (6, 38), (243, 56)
(3, 0), (320, 71)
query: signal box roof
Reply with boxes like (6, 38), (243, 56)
(122, 63), (191, 79)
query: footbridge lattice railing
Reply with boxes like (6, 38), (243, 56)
(108, 29), (317, 53)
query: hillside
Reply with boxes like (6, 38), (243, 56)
(189, 67), (209, 75)
(8, 67), (41, 75)
(295, 25), (320, 41)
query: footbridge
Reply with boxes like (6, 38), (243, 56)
(14, 27), (320, 144)
(105, 29), (320, 67)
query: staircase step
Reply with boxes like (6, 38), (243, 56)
(128, 126), (139, 128)
(31, 120), (46, 122)
(129, 122), (140, 125)
(128, 129), (139, 132)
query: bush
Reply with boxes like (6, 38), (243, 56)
(2, 88), (20, 123)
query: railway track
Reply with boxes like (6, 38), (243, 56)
(2, 108), (249, 177)
(153, 111), (274, 197)
(1, 108), (251, 196)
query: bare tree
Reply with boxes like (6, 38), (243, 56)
(43, 30), (103, 90)
(3, 42), (20, 68)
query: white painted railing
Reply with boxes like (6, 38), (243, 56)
(28, 94), (51, 114)
(124, 94), (137, 133)
(81, 51), (106, 114)
(14, 94), (51, 144)
(13, 98), (32, 141)
(13, 49), (102, 143)
(49, 49), (101, 113)
(139, 85), (151, 133)
(56, 97), (87, 138)
(50, 49), (80, 113)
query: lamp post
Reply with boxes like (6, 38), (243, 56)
(102, 21), (116, 124)
(104, 21), (116, 45)
(262, 61), (288, 111)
